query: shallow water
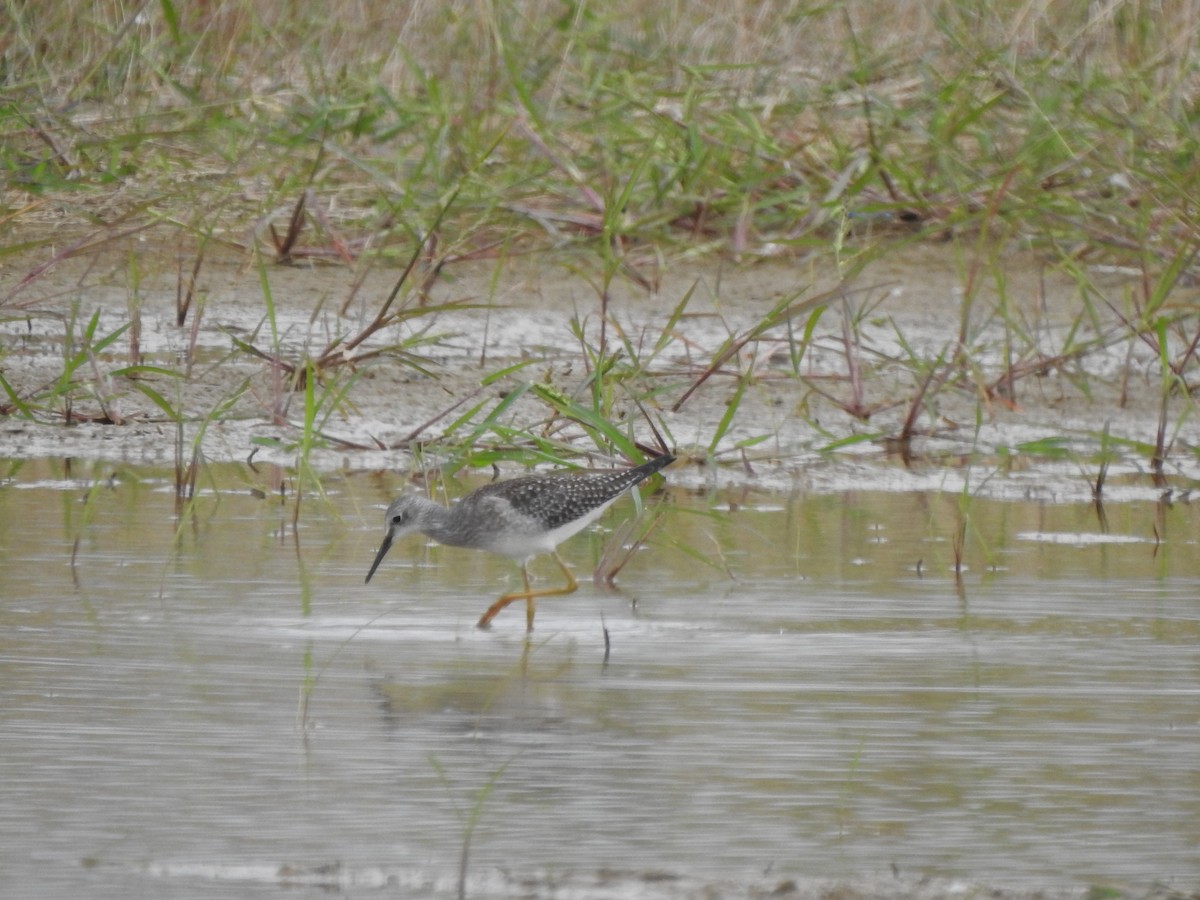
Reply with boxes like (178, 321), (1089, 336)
(2, 458), (1198, 898)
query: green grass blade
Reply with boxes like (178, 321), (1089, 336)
(109, 364), (184, 379)
(708, 373), (748, 457)
(158, 0), (181, 43)
(121, 381), (182, 421)
(446, 382), (532, 460)
(530, 383), (639, 459)
(0, 370), (36, 418)
(817, 432), (886, 453)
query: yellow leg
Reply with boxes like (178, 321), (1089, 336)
(476, 552), (578, 631)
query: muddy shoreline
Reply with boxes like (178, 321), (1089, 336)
(3, 242), (1194, 500)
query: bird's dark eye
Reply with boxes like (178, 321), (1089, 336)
(391, 513), (406, 525)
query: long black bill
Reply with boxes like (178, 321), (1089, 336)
(365, 532), (393, 583)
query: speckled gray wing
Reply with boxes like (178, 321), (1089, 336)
(466, 456), (671, 533)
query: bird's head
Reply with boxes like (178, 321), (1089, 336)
(364, 495), (425, 583)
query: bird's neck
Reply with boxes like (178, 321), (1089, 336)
(413, 498), (458, 545)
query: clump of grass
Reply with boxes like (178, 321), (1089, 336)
(3, 1), (1196, 266)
